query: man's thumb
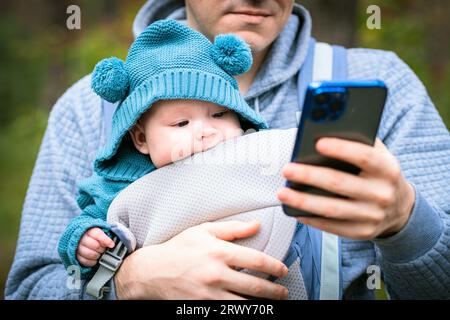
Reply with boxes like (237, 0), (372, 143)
(201, 220), (261, 241)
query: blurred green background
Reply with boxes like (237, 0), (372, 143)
(0, 0), (449, 299)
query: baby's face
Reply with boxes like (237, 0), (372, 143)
(130, 99), (243, 168)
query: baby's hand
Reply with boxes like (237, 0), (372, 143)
(76, 228), (115, 267)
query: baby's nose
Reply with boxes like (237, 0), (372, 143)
(202, 126), (217, 138)
(195, 122), (217, 140)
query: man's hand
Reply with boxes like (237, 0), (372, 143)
(277, 137), (416, 240)
(114, 220), (289, 300)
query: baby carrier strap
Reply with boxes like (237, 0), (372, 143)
(295, 39), (346, 300)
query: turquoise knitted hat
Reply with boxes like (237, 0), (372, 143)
(91, 19), (268, 182)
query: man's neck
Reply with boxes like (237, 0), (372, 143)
(236, 48), (269, 96)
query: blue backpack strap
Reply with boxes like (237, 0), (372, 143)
(295, 41), (347, 300)
(296, 41), (348, 114)
(332, 44), (348, 81)
(317, 44), (346, 301)
(297, 38), (316, 114)
(102, 99), (118, 140)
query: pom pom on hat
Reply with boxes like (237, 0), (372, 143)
(91, 57), (130, 103)
(212, 34), (253, 76)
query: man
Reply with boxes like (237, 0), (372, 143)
(6, 0), (450, 299)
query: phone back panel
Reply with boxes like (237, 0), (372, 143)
(284, 81), (387, 216)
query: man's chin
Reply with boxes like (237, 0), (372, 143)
(215, 20), (272, 50)
(229, 30), (272, 52)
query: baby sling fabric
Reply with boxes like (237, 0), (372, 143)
(107, 127), (304, 297)
(86, 40), (346, 300)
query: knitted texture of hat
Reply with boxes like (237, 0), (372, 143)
(125, 20), (249, 94)
(91, 19), (269, 182)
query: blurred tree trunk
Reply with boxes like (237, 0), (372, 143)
(299, 0), (358, 47)
(424, 0), (450, 83)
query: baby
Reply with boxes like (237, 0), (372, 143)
(78, 98), (250, 267)
(58, 19), (268, 275)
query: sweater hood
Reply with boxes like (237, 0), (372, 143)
(132, 0), (313, 99)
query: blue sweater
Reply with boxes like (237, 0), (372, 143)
(5, 1), (450, 299)
(57, 173), (129, 278)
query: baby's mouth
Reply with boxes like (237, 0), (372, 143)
(197, 139), (221, 153)
(201, 141), (218, 152)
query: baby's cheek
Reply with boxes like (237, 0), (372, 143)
(221, 124), (244, 141)
(150, 146), (174, 168)
(164, 132), (194, 164)
(147, 142), (169, 168)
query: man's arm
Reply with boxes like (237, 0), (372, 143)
(277, 51), (450, 299)
(370, 52), (450, 299)
(4, 75), (113, 299)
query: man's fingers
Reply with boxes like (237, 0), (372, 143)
(220, 268), (288, 300)
(277, 187), (375, 221)
(200, 221), (288, 278)
(374, 138), (391, 153)
(200, 220), (261, 242)
(297, 216), (378, 240)
(87, 228), (115, 248)
(315, 137), (386, 174)
(220, 241), (288, 279)
(213, 289), (247, 300)
(281, 162), (378, 200)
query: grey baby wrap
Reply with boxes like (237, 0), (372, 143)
(107, 128), (309, 299)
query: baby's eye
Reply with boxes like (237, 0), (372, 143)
(174, 120), (189, 127)
(213, 111), (227, 118)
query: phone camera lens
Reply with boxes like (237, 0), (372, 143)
(311, 107), (327, 121)
(315, 93), (328, 105)
(329, 101), (343, 112)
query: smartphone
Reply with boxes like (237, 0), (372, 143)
(283, 80), (388, 217)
